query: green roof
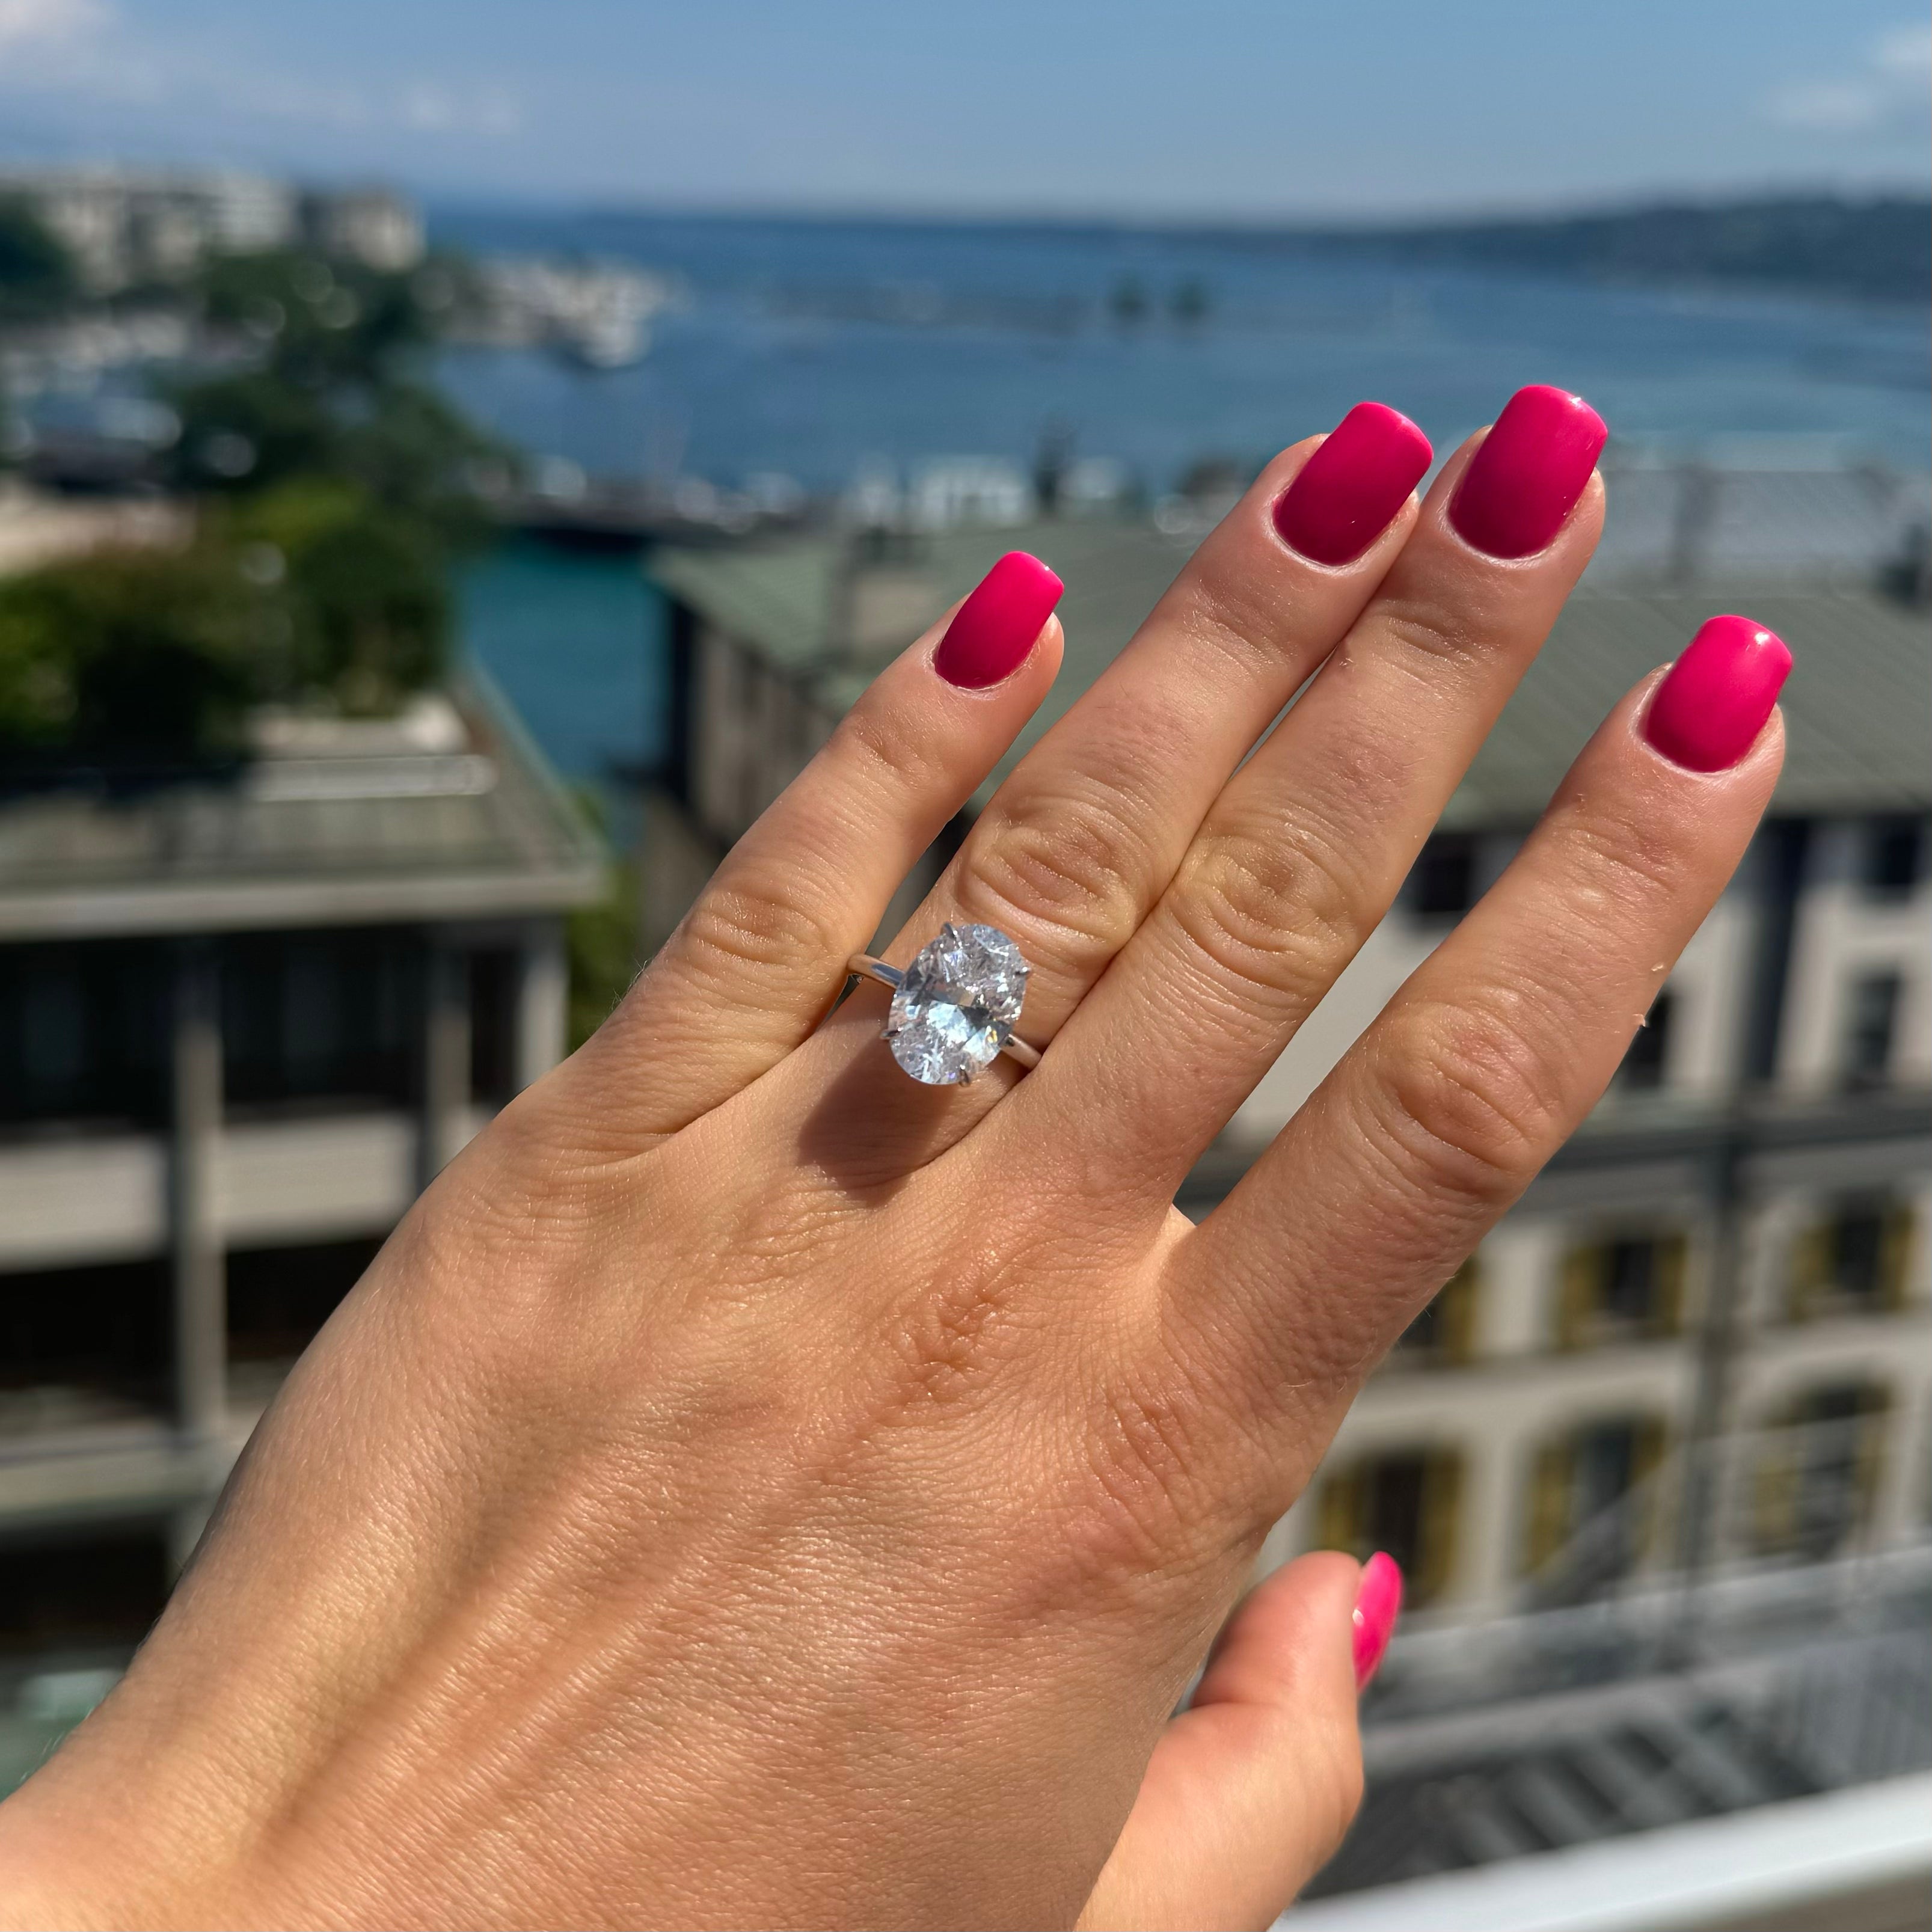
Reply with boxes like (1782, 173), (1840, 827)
(652, 520), (1932, 825)
(0, 670), (606, 939)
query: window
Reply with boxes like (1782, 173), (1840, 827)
(1393, 1256), (1479, 1364)
(1557, 1230), (1687, 1347)
(1406, 835), (1477, 919)
(1523, 1415), (1667, 1590)
(222, 929), (416, 1110)
(0, 942), (170, 1130)
(1841, 971), (1901, 1090)
(0, 1527), (170, 1657)
(1861, 817), (1924, 902)
(0, 1258), (170, 1427)
(1751, 1382), (1889, 1560)
(468, 946), (521, 1105)
(1615, 990), (1673, 1092)
(1318, 1444), (1464, 1607)
(1789, 1196), (1913, 1317)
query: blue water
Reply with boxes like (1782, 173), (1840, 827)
(440, 207), (1931, 787)
(458, 541), (666, 784)
(432, 207), (1931, 486)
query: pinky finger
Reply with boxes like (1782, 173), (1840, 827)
(1175, 616), (1791, 1449)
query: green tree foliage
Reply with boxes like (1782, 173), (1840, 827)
(0, 480), (457, 762)
(168, 251), (500, 538)
(0, 547), (262, 763)
(0, 238), (506, 765)
(225, 480), (450, 712)
(0, 198), (75, 318)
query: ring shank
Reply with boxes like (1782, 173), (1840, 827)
(846, 954), (1042, 1071)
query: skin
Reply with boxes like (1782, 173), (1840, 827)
(0, 422), (1782, 1930)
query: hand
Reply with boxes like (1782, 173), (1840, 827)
(0, 390), (1786, 1929)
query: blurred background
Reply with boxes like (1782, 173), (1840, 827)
(0, 4), (1927, 1925)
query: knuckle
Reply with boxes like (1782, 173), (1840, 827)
(835, 693), (944, 800)
(962, 783), (1152, 957)
(1168, 820), (1372, 1008)
(1307, 1728), (1367, 1863)
(1066, 1372), (1227, 1576)
(1373, 594), (1491, 674)
(1562, 802), (1693, 912)
(1373, 991), (1566, 1209)
(676, 877), (845, 980)
(1175, 566), (1298, 678)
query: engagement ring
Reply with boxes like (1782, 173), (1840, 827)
(848, 922), (1041, 1085)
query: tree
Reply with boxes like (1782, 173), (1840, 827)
(0, 199), (74, 319)
(0, 547), (262, 766)
(225, 480), (451, 711)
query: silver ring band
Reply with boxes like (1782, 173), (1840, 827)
(847, 940), (1043, 1075)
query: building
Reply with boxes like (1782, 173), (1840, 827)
(647, 465), (1932, 1625)
(0, 168), (425, 290)
(296, 187), (426, 275)
(0, 167), (297, 293)
(0, 677), (601, 1691)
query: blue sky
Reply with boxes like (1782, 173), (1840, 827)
(1, 0), (1926, 216)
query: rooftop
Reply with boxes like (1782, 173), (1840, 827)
(0, 673), (605, 939)
(1299, 1542), (1932, 1928)
(652, 489), (1932, 826)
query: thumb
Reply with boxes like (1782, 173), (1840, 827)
(1078, 1551), (1402, 1932)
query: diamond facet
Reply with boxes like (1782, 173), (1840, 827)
(884, 922), (1029, 1085)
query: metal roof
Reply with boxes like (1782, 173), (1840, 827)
(1304, 1544), (1932, 1912)
(0, 670), (606, 939)
(652, 515), (1932, 824)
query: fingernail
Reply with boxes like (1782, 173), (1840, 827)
(1642, 613), (1792, 772)
(1272, 402), (1434, 565)
(1448, 384), (1607, 559)
(934, 551), (1064, 688)
(1352, 1551), (1403, 1690)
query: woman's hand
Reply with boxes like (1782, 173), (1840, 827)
(0, 390), (1788, 1930)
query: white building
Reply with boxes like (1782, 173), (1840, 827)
(649, 479), (1931, 1623)
(1238, 593), (1930, 1615)
(0, 167), (425, 289)
(0, 167), (297, 292)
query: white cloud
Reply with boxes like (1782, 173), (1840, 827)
(1768, 22), (1932, 133)
(400, 81), (522, 137)
(0, 2), (526, 151)
(0, 0), (109, 55)
(1874, 23), (1932, 78)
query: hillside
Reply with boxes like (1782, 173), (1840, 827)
(1286, 194), (1931, 306)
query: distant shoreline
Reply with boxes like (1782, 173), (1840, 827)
(428, 191), (1932, 310)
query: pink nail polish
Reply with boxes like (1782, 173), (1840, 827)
(1272, 402), (1434, 565)
(1642, 613), (1792, 772)
(1352, 1551), (1403, 1690)
(933, 551), (1064, 688)
(1448, 384), (1607, 559)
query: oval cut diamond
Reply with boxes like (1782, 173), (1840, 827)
(885, 922), (1029, 1085)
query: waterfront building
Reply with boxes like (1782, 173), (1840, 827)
(0, 679), (600, 1689)
(296, 186), (425, 275)
(0, 167), (425, 290)
(646, 466), (1931, 1623)
(0, 167), (296, 292)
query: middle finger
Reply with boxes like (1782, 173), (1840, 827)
(808, 403), (1433, 1124)
(1004, 384), (1608, 1201)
